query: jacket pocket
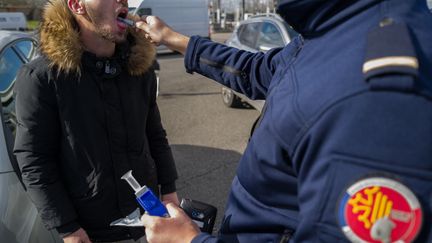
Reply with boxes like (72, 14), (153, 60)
(71, 185), (122, 229)
(63, 164), (99, 200)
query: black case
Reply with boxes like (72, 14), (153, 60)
(180, 198), (218, 234)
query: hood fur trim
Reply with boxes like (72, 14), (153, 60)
(40, 0), (156, 76)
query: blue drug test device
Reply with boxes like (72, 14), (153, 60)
(121, 170), (169, 217)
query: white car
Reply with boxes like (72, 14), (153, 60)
(222, 14), (298, 111)
(0, 30), (62, 243)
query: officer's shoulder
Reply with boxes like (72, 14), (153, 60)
(362, 18), (421, 93)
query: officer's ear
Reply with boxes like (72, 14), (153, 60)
(67, 0), (86, 15)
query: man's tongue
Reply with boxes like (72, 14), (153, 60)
(117, 19), (127, 29)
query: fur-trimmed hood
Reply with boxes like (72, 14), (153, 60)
(39, 0), (155, 76)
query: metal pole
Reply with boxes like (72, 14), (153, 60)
(242, 0), (245, 20)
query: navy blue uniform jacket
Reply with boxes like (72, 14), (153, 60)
(185, 0), (432, 242)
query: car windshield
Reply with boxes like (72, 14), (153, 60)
(15, 40), (34, 59)
(259, 22), (285, 47)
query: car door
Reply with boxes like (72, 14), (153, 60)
(0, 36), (61, 243)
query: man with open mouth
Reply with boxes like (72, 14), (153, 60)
(13, 0), (179, 242)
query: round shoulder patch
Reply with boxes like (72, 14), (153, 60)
(338, 177), (422, 242)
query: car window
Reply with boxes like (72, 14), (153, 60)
(0, 38), (36, 136)
(0, 39), (36, 135)
(0, 46), (22, 135)
(0, 48), (21, 101)
(257, 22), (285, 49)
(238, 22), (261, 49)
(15, 40), (35, 59)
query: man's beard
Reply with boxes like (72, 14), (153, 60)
(85, 3), (126, 43)
(94, 23), (117, 43)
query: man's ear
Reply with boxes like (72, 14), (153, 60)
(67, 0), (86, 15)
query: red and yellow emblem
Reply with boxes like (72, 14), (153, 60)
(338, 177), (422, 242)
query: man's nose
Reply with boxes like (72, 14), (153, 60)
(116, 0), (128, 5)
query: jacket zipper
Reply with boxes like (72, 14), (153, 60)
(105, 60), (111, 74)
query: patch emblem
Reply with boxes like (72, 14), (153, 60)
(338, 177), (422, 242)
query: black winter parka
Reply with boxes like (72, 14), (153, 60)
(13, 0), (177, 241)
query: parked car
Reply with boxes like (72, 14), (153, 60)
(0, 30), (62, 243)
(221, 14), (298, 111)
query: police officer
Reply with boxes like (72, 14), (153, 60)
(136, 0), (432, 242)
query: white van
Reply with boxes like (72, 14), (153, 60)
(0, 12), (27, 31)
(129, 0), (210, 53)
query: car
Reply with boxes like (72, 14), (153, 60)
(0, 30), (62, 243)
(221, 14), (298, 111)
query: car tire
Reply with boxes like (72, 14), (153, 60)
(221, 87), (243, 108)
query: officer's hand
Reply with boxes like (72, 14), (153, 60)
(63, 228), (92, 243)
(135, 16), (190, 55)
(141, 203), (200, 243)
(135, 16), (171, 46)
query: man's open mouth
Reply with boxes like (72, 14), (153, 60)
(117, 10), (128, 19)
(116, 9), (129, 29)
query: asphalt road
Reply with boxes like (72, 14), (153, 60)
(156, 33), (260, 232)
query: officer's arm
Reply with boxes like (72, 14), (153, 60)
(136, 16), (286, 100)
(183, 37), (284, 100)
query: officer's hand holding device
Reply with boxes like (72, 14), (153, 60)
(141, 203), (201, 243)
(111, 170), (217, 238)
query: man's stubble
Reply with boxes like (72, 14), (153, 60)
(84, 1), (125, 43)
